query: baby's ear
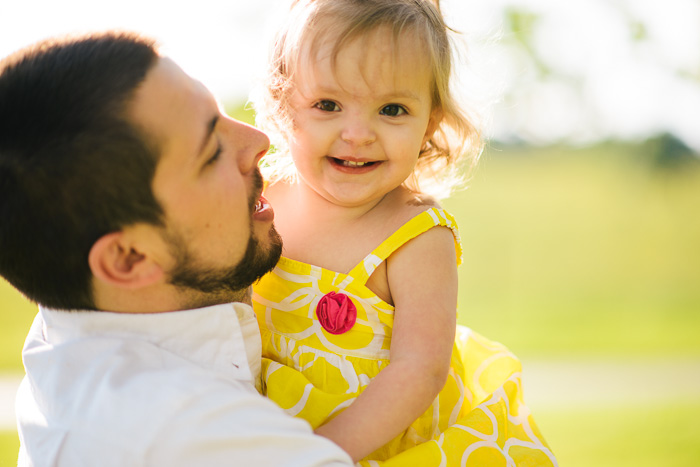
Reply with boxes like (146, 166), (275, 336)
(423, 108), (443, 144)
(88, 230), (164, 290)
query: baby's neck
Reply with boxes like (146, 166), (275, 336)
(293, 179), (389, 223)
(266, 180), (435, 274)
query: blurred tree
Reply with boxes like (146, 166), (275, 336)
(645, 133), (700, 171)
(490, 0), (700, 150)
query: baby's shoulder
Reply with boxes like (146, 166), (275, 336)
(405, 192), (441, 209)
(391, 186), (441, 209)
(382, 188), (459, 248)
(381, 188), (442, 223)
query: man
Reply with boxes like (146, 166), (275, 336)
(0, 32), (353, 465)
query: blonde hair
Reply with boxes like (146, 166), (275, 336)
(253, 0), (482, 198)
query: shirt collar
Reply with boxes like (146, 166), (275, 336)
(36, 302), (260, 384)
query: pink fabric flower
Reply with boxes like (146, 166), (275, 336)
(316, 292), (357, 335)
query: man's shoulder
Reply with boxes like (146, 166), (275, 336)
(22, 329), (246, 423)
(18, 316), (353, 466)
(19, 334), (272, 465)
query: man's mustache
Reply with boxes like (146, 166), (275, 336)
(249, 169), (264, 214)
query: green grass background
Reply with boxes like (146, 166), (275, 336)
(445, 141), (700, 358)
(1, 106), (699, 465)
(0, 432), (18, 467)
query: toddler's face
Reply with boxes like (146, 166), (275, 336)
(287, 27), (439, 209)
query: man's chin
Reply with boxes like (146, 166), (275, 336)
(254, 226), (283, 280)
(168, 236), (278, 301)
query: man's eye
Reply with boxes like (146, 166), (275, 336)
(206, 145), (222, 166)
(380, 104), (406, 117)
(314, 100), (340, 112)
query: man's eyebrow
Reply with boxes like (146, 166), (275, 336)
(197, 115), (219, 158)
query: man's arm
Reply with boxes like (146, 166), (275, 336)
(148, 380), (353, 466)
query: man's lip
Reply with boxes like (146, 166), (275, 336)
(253, 194), (274, 221)
(250, 174), (264, 212)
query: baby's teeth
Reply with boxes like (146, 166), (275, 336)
(343, 160), (367, 167)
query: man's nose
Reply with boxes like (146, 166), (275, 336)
(229, 119), (270, 173)
(340, 115), (376, 146)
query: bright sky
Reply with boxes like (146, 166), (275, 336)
(0, 0), (276, 102)
(2, 0), (698, 149)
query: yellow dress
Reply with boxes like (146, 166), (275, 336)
(252, 208), (556, 466)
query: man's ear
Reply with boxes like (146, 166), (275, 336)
(88, 231), (164, 290)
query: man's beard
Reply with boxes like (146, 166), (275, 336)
(166, 225), (282, 307)
(165, 171), (283, 307)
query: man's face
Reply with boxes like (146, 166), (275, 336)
(129, 57), (281, 307)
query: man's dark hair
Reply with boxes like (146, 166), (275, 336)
(0, 32), (163, 310)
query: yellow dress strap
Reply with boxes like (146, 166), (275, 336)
(347, 207), (463, 285)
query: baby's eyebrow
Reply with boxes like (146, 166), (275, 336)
(382, 91), (419, 100)
(303, 81), (421, 102)
(309, 84), (340, 95)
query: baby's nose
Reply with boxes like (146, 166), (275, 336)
(340, 117), (376, 146)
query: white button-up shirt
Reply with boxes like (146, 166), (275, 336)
(16, 303), (353, 466)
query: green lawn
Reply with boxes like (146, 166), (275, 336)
(538, 401), (700, 467)
(0, 280), (36, 373)
(0, 431), (18, 466)
(446, 141), (700, 358)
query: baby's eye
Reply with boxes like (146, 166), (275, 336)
(380, 104), (407, 117)
(314, 100), (340, 112)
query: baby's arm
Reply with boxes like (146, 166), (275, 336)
(314, 226), (458, 461)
